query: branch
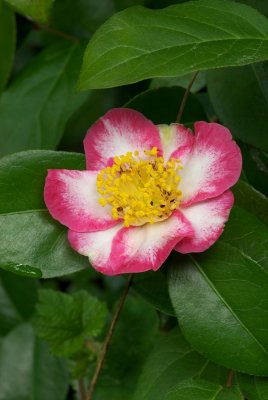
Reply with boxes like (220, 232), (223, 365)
(86, 274), (134, 400)
(33, 23), (79, 43)
(175, 71), (199, 123)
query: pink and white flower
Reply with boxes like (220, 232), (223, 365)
(44, 108), (242, 275)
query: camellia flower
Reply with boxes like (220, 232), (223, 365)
(44, 108), (242, 275)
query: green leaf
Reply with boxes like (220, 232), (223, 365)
(124, 87), (207, 127)
(0, 1), (15, 94)
(79, 0), (268, 90)
(239, 142), (268, 197)
(93, 294), (158, 400)
(238, 373), (268, 400)
(232, 180), (268, 225)
(0, 323), (69, 400)
(0, 42), (88, 157)
(35, 289), (107, 359)
(207, 62), (268, 151)
(164, 379), (237, 400)
(168, 236), (268, 374)
(0, 270), (38, 335)
(5, 0), (54, 23)
(150, 72), (207, 93)
(234, 0), (268, 17)
(132, 270), (175, 315)
(0, 150), (89, 278)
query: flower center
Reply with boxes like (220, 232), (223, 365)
(96, 147), (182, 227)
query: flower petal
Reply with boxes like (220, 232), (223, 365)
(175, 190), (234, 253)
(158, 123), (194, 164)
(84, 108), (162, 170)
(179, 122), (242, 206)
(44, 169), (118, 232)
(69, 211), (193, 275)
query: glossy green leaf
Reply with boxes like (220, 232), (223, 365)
(0, 270), (38, 335)
(150, 72), (207, 93)
(5, 0), (54, 23)
(0, 150), (89, 278)
(164, 379), (239, 400)
(238, 373), (268, 400)
(0, 323), (69, 400)
(79, 0), (268, 90)
(124, 87), (207, 127)
(207, 62), (268, 151)
(93, 295), (158, 400)
(168, 234), (268, 374)
(0, 42), (88, 157)
(0, 1), (15, 93)
(132, 270), (175, 315)
(35, 289), (107, 376)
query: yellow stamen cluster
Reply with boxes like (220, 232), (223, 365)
(96, 147), (182, 227)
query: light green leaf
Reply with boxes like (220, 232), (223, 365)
(124, 87), (207, 127)
(0, 150), (89, 278)
(0, 270), (38, 335)
(79, 0), (268, 90)
(35, 289), (107, 359)
(207, 62), (268, 151)
(0, 42), (88, 157)
(0, 1), (15, 93)
(0, 323), (69, 400)
(5, 0), (54, 23)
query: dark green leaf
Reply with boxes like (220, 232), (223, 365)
(0, 150), (89, 278)
(0, 1), (15, 93)
(5, 0), (54, 23)
(234, 0), (268, 17)
(132, 270), (175, 315)
(35, 289), (107, 358)
(0, 42), (88, 157)
(0, 270), (38, 335)
(150, 72), (207, 93)
(124, 87), (207, 127)
(240, 142), (268, 197)
(238, 373), (268, 400)
(94, 295), (158, 400)
(207, 62), (268, 151)
(79, 0), (268, 89)
(164, 379), (238, 400)
(0, 323), (69, 400)
(232, 180), (268, 225)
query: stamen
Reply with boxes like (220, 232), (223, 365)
(96, 148), (182, 227)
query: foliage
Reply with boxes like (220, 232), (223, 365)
(0, 0), (268, 398)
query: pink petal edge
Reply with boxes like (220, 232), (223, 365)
(44, 169), (119, 232)
(179, 122), (242, 206)
(175, 190), (234, 253)
(84, 108), (163, 171)
(68, 210), (193, 275)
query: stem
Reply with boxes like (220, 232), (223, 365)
(226, 370), (235, 388)
(175, 71), (199, 123)
(33, 23), (79, 42)
(86, 274), (134, 400)
(78, 378), (86, 400)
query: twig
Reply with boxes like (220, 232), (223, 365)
(226, 370), (235, 388)
(78, 378), (86, 400)
(86, 274), (134, 400)
(175, 71), (199, 123)
(33, 23), (79, 42)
